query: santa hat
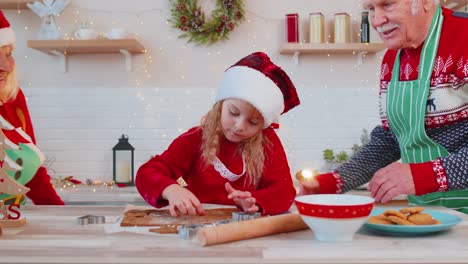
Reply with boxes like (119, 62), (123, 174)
(216, 52), (300, 128)
(0, 10), (15, 47)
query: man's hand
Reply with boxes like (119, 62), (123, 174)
(225, 182), (259, 213)
(161, 184), (205, 217)
(368, 162), (415, 203)
(299, 179), (320, 195)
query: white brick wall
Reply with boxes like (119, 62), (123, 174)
(25, 84), (380, 182)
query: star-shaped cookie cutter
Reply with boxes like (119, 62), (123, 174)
(77, 215), (106, 225)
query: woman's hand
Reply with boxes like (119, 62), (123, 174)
(225, 182), (259, 213)
(161, 184), (205, 217)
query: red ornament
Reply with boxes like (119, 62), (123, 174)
(286, 13), (299, 43)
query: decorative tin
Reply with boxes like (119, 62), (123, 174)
(334, 12), (350, 43)
(309, 12), (324, 43)
(286, 13), (299, 43)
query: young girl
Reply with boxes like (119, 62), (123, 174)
(136, 52), (300, 216)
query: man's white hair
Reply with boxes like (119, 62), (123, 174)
(411, 0), (440, 15)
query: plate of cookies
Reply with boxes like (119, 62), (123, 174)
(364, 206), (462, 235)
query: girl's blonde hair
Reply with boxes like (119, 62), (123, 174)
(200, 101), (270, 188)
(0, 46), (19, 103)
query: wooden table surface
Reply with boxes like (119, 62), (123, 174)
(0, 204), (467, 264)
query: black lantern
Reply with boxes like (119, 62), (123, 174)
(113, 134), (135, 186)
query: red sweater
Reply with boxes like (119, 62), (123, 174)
(0, 89), (64, 205)
(136, 127), (296, 215)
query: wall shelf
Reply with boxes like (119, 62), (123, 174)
(280, 42), (386, 54)
(280, 42), (386, 65)
(0, 0), (34, 9)
(27, 39), (146, 72)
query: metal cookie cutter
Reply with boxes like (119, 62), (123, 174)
(77, 215), (106, 225)
(231, 212), (261, 222)
(213, 219), (232, 225)
(177, 224), (207, 240)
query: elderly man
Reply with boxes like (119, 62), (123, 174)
(0, 10), (63, 205)
(301, 0), (467, 213)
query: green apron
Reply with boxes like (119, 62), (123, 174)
(386, 6), (468, 214)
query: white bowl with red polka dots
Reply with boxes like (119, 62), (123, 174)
(295, 194), (374, 242)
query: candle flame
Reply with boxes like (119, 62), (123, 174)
(301, 169), (314, 180)
(295, 169), (319, 183)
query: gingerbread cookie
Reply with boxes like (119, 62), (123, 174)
(368, 215), (393, 225)
(383, 209), (408, 220)
(368, 206), (443, 226)
(121, 207), (238, 227)
(399, 206), (425, 215)
(407, 213), (436, 225)
(387, 215), (415, 225)
(149, 225), (178, 234)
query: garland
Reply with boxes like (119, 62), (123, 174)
(169, 0), (245, 45)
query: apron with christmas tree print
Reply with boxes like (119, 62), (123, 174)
(0, 113), (43, 204)
(386, 6), (468, 214)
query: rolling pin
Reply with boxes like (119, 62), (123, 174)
(195, 213), (307, 246)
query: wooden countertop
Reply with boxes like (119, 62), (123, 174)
(0, 205), (467, 264)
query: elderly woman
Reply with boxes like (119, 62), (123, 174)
(0, 10), (63, 205)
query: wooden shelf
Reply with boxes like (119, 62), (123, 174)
(280, 43), (386, 55)
(280, 43), (386, 65)
(27, 39), (145, 54)
(27, 39), (146, 72)
(442, 0), (467, 10)
(0, 0), (34, 9)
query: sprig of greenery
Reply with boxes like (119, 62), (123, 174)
(322, 149), (349, 163)
(322, 129), (370, 164)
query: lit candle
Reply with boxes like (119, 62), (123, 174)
(116, 162), (131, 183)
(295, 169), (319, 183)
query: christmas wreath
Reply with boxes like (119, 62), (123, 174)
(169, 0), (245, 45)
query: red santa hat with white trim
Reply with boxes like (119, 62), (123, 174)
(216, 52), (300, 128)
(0, 10), (15, 47)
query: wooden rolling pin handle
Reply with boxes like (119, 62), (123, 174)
(196, 213), (307, 246)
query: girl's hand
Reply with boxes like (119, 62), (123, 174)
(225, 182), (259, 213)
(161, 184), (205, 217)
